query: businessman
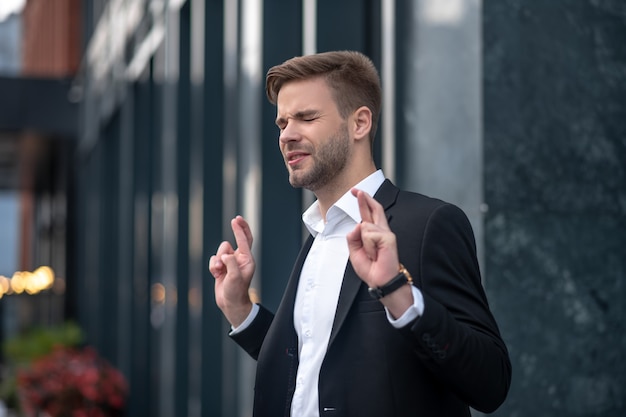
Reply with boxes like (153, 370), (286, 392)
(209, 50), (511, 417)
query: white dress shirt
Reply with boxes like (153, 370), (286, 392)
(232, 170), (425, 416)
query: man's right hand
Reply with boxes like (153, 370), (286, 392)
(209, 215), (256, 327)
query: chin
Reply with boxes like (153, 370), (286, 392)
(288, 178), (305, 189)
(289, 176), (314, 191)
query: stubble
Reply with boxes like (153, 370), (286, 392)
(287, 123), (351, 192)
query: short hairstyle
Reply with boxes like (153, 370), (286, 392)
(266, 50), (382, 145)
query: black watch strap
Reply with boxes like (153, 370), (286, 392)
(368, 264), (413, 300)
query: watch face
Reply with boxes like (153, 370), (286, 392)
(368, 287), (383, 300)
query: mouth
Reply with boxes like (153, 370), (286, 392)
(286, 151), (310, 166)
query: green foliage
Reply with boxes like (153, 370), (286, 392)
(0, 322), (84, 410)
(2, 321), (83, 365)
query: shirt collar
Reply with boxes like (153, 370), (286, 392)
(302, 169), (386, 237)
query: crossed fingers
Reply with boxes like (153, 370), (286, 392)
(351, 188), (389, 229)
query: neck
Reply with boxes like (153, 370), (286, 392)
(314, 164), (377, 221)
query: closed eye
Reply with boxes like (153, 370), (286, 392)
(296, 110), (320, 122)
(275, 110), (321, 133)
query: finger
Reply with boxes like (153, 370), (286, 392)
(359, 229), (379, 261)
(220, 253), (242, 279)
(346, 223), (363, 253)
(211, 241), (234, 274)
(352, 188), (374, 224)
(221, 254), (239, 271)
(232, 216), (253, 253)
(209, 254), (227, 278)
(348, 222), (378, 262)
(347, 224), (373, 273)
(234, 216), (253, 245)
(357, 190), (389, 228)
(208, 255), (219, 275)
(215, 241), (235, 260)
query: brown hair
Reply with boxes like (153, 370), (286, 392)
(266, 50), (382, 145)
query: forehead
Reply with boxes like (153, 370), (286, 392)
(276, 77), (338, 114)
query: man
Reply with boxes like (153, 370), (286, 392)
(209, 50), (511, 417)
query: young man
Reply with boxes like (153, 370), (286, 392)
(209, 50), (511, 417)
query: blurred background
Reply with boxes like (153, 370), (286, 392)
(0, 0), (624, 416)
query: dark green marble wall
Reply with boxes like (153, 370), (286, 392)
(483, 1), (626, 415)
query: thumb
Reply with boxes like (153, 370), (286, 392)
(220, 253), (240, 275)
(346, 223), (363, 252)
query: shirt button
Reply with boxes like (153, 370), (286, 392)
(304, 330), (312, 337)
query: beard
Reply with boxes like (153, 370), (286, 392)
(286, 123), (351, 192)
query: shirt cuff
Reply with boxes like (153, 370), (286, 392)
(386, 286), (425, 329)
(229, 303), (260, 335)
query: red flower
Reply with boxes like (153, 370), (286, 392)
(17, 346), (128, 417)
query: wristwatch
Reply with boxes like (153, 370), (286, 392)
(368, 263), (413, 300)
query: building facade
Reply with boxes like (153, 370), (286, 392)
(64, 0), (626, 416)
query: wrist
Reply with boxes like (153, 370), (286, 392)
(368, 264), (413, 300)
(381, 284), (415, 319)
(224, 301), (253, 328)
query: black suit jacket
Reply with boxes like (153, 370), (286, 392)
(231, 180), (511, 417)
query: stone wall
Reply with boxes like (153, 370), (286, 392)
(483, 1), (626, 415)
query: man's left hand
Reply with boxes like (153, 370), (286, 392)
(347, 188), (414, 317)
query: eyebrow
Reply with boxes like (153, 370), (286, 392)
(275, 109), (320, 127)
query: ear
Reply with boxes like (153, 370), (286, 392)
(352, 106), (372, 141)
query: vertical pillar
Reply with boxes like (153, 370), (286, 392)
(400, 0), (484, 266)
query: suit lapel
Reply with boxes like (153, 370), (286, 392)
(327, 180), (400, 348)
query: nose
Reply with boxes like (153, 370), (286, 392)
(278, 121), (300, 145)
